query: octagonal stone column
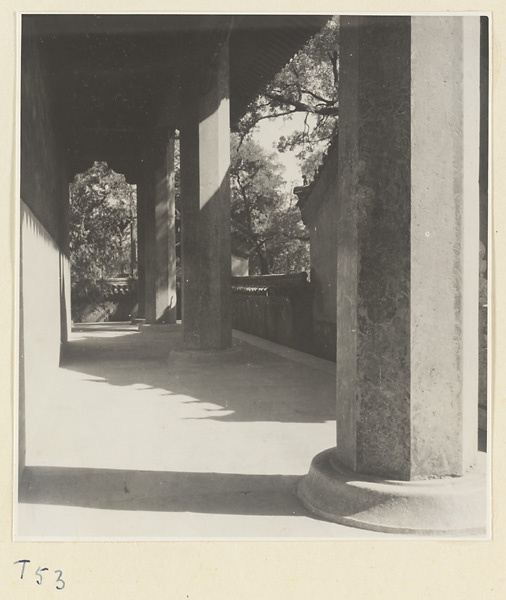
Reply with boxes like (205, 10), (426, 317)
(178, 34), (232, 351)
(142, 130), (177, 326)
(298, 16), (486, 535)
(135, 165), (146, 321)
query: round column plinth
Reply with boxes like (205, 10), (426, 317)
(297, 448), (487, 536)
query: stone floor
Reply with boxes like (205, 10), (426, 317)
(18, 322), (393, 540)
(17, 323), (488, 540)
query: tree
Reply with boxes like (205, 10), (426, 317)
(229, 19), (341, 274)
(238, 16), (340, 176)
(230, 134), (309, 275)
(69, 161), (137, 309)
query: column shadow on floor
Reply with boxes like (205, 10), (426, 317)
(59, 327), (336, 424)
(19, 466), (310, 517)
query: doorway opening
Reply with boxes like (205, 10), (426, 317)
(69, 161), (137, 323)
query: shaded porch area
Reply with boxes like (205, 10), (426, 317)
(18, 323), (387, 539)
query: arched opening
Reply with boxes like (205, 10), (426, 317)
(69, 161), (138, 323)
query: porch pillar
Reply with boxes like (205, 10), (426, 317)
(298, 16), (485, 534)
(179, 36), (232, 350)
(136, 168), (146, 320)
(143, 159), (156, 323)
(143, 130), (177, 325)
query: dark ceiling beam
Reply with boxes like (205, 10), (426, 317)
(76, 126), (147, 134)
(26, 14), (330, 157)
(22, 14), (233, 38)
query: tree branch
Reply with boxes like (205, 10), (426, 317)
(300, 88), (335, 106)
(234, 172), (254, 232)
(264, 92), (339, 116)
(327, 50), (339, 88)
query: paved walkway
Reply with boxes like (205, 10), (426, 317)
(17, 322), (393, 540)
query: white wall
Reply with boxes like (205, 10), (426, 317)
(20, 201), (71, 467)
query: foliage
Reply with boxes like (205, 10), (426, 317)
(229, 18), (342, 273)
(238, 16), (340, 171)
(69, 161), (137, 310)
(230, 134), (309, 275)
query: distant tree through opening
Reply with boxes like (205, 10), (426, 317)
(69, 161), (137, 322)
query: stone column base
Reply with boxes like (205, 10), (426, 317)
(168, 347), (242, 366)
(297, 448), (487, 536)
